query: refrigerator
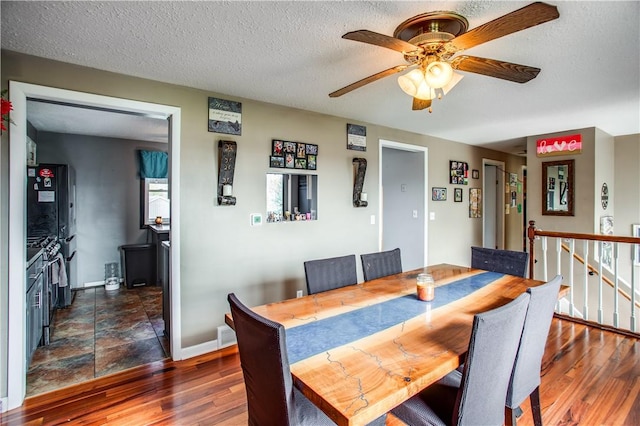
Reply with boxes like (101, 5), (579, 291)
(27, 164), (78, 303)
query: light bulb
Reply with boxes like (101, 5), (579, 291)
(424, 61), (454, 89)
(398, 69), (435, 100)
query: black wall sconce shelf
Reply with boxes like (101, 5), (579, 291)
(353, 157), (368, 207)
(217, 140), (237, 206)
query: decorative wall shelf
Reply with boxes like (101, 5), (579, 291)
(353, 158), (368, 207)
(217, 141), (237, 206)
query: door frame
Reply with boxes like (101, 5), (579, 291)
(482, 158), (505, 249)
(379, 139), (429, 266)
(6, 81), (182, 410)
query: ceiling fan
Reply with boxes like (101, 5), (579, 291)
(329, 2), (559, 112)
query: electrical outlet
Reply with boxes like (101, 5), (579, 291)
(296, 290), (303, 298)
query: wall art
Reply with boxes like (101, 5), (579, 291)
(450, 160), (468, 185)
(270, 139), (317, 170)
(208, 97), (242, 135)
(432, 187), (447, 201)
(469, 188), (482, 218)
(454, 188), (463, 202)
(347, 123), (366, 151)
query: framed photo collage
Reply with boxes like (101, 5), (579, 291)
(270, 139), (317, 170)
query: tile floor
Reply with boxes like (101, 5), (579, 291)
(26, 285), (169, 397)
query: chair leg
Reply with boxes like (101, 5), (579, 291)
(505, 407), (517, 426)
(530, 386), (542, 426)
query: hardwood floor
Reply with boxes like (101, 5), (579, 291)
(2, 317), (638, 425)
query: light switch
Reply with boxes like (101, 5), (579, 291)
(370, 215), (376, 225)
(429, 212), (435, 220)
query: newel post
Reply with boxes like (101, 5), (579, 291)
(528, 220), (537, 279)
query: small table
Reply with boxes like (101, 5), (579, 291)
(226, 264), (562, 426)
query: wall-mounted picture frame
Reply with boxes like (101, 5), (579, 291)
(272, 139), (284, 157)
(208, 97), (242, 135)
(469, 188), (482, 218)
(450, 160), (469, 185)
(347, 123), (366, 151)
(270, 140), (318, 170)
(432, 187), (447, 201)
(270, 156), (284, 168)
(472, 169), (479, 179)
(454, 188), (463, 202)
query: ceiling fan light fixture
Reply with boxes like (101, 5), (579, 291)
(442, 72), (464, 95)
(424, 61), (453, 88)
(398, 69), (435, 100)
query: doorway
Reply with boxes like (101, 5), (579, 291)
(6, 82), (182, 410)
(379, 140), (428, 269)
(482, 159), (505, 249)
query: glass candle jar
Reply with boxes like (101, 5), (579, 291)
(416, 273), (435, 302)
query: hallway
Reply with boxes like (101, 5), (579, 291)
(26, 286), (168, 397)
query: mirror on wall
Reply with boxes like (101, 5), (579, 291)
(266, 173), (318, 222)
(542, 159), (574, 216)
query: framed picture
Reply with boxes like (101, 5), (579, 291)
(295, 158), (307, 169)
(285, 153), (295, 168)
(306, 144), (318, 155)
(633, 224), (640, 265)
(450, 160), (469, 185)
(510, 173), (518, 186)
(307, 154), (317, 170)
(208, 97), (242, 135)
(432, 187), (447, 201)
(270, 156), (284, 168)
(472, 169), (479, 179)
(296, 143), (307, 159)
(454, 188), (463, 202)
(599, 216), (614, 269)
(283, 141), (297, 154)
(272, 139), (284, 157)
(347, 123), (366, 151)
(469, 188), (482, 218)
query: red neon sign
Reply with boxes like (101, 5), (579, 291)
(536, 134), (582, 157)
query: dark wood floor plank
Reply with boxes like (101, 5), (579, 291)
(1, 320), (638, 426)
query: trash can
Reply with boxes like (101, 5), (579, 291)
(120, 244), (156, 289)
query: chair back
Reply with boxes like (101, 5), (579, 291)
(228, 293), (294, 425)
(453, 292), (530, 425)
(470, 246), (529, 277)
(506, 274), (563, 408)
(360, 248), (402, 281)
(304, 254), (357, 294)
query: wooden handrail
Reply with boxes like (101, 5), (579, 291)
(527, 220), (640, 279)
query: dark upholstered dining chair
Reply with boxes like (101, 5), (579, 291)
(360, 248), (402, 281)
(227, 293), (386, 426)
(471, 246), (529, 277)
(506, 274), (563, 426)
(304, 254), (357, 295)
(390, 292), (531, 426)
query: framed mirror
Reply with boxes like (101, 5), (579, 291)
(542, 159), (574, 216)
(266, 173), (317, 222)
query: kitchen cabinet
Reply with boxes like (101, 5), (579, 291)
(26, 251), (44, 366)
(161, 241), (171, 338)
(148, 224), (169, 286)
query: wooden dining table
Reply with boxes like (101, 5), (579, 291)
(225, 263), (564, 426)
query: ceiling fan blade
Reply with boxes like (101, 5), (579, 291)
(412, 98), (432, 111)
(343, 30), (422, 55)
(451, 55), (541, 83)
(329, 65), (411, 98)
(447, 2), (559, 51)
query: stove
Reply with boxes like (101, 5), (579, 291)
(27, 235), (61, 345)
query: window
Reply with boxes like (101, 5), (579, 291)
(141, 178), (170, 226)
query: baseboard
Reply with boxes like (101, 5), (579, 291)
(1, 396), (7, 413)
(82, 278), (125, 288)
(180, 340), (220, 359)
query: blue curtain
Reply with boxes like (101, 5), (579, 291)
(139, 150), (168, 179)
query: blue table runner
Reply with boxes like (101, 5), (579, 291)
(287, 271), (504, 363)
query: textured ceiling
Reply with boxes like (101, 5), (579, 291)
(2, 1), (639, 154)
